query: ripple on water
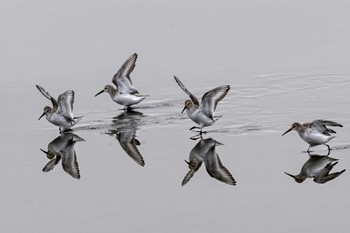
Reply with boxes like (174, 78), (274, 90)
(73, 73), (350, 137)
(226, 73), (350, 132)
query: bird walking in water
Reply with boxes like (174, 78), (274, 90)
(95, 53), (148, 111)
(36, 85), (82, 132)
(282, 120), (343, 152)
(174, 76), (230, 133)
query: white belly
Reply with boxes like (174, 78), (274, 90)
(47, 113), (76, 130)
(114, 93), (146, 106)
(187, 109), (214, 128)
(300, 130), (334, 146)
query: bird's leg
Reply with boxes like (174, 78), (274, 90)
(190, 130), (206, 140)
(190, 127), (207, 134)
(190, 129), (207, 140)
(326, 144), (331, 152)
(189, 126), (207, 135)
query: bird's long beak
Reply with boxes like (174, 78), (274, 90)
(184, 160), (190, 165)
(95, 90), (104, 97)
(40, 149), (48, 154)
(181, 106), (187, 113)
(284, 172), (296, 179)
(282, 127), (292, 136)
(38, 112), (46, 120)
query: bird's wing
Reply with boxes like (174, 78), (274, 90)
(311, 120), (343, 135)
(201, 85), (230, 119)
(57, 90), (75, 120)
(315, 120), (343, 127)
(36, 85), (58, 108)
(112, 53), (138, 93)
(174, 76), (199, 106)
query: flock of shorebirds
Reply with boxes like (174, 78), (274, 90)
(36, 53), (343, 153)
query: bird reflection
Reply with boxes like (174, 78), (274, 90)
(285, 152), (345, 184)
(40, 132), (84, 179)
(106, 110), (145, 167)
(182, 137), (236, 186)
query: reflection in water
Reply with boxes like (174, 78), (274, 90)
(106, 110), (145, 167)
(182, 137), (236, 186)
(285, 152), (346, 184)
(40, 132), (84, 179)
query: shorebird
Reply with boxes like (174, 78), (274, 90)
(285, 154), (345, 184)
(36, 85), (82, 132)
(182, 138), (236, 186)
(282, 120), (343, 151)
(41, 132), (84, 179)
(95, 53), (148, 110)
(174, 76), (230, 133)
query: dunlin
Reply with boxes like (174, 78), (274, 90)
(282, 120), (343, 151)
(36, 85), (82, 131)
(95, 53), (148, 110)
(174, 76), (230, 132)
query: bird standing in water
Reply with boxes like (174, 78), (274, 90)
(95, 53), (148, 111)
(282, 120), (343, 152)
(36, 85), (82, 132)
(174, 76), (230, 133)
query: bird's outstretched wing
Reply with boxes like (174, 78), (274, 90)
(311, 120), (343, 135)
(201, 85), (230, 119)
(57, 90), (75, 120)
(36, 85), (58, 108)
(174, 76), (199, 106)
(112, 53), (138, 94)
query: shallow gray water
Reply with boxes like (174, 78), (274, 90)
(2, 1), (350, 232)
